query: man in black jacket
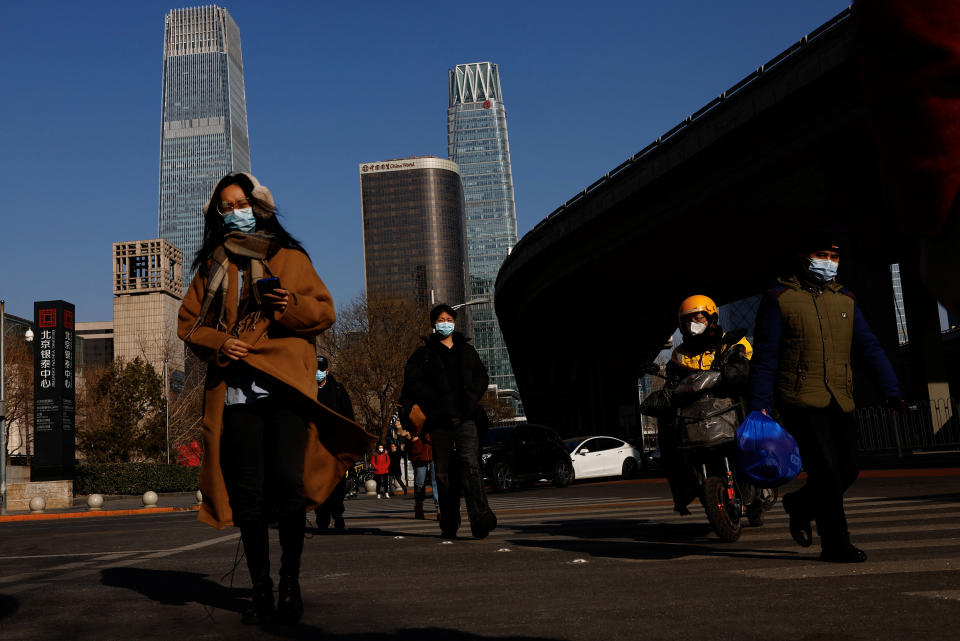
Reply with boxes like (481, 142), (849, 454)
(314, 356), (355, 530)
(402, 304), (496, 539)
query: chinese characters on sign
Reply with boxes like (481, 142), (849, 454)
(32, 300), (76, 480)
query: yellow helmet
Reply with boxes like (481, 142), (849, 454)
(678, 295), (718, 321)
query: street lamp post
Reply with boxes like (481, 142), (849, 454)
(451, 298), (490, 311)
(163, 357), (170, 465)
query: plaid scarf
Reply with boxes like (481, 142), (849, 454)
(185, 231), (278, 340)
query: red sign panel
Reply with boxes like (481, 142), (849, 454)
(64, 309), (74, 330)
(38, 308), (57, 328)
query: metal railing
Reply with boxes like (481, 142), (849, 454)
(855, 398), (960, 457)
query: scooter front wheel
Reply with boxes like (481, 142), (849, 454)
(701, 476), (742, 542)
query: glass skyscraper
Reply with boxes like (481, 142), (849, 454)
(359, 157), (467, 309)
(448, 62), (519, 390)
(158, 6), (251, 271)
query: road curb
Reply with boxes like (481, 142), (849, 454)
(0, 505), (199, 523)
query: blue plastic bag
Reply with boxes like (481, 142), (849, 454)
(736, 411), (802, 488)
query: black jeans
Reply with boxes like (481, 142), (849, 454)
(780, 401), (859, 549)
(221, 396), (308, 580)
(375, 474), (390, 496)
(430, 418), (491, 534)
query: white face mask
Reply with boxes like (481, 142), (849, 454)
(686, 321), (707, 336)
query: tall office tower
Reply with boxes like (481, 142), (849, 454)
(158, 6), (251, 272)
(359, 157), (467, 309)
(112, 240), (185, 383)
(448, 62), (519, 390)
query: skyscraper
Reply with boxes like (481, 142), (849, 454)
(158, 6), (251, 271)
(359, 157), (467, 309)
(448, 62), (519, 390)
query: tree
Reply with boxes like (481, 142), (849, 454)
(323, 295), (428, 443)
(480, 387), (518, 427)
(2, 335), (34, 461)
(166, 351), (205, 457)
(76, 357), (166, 462)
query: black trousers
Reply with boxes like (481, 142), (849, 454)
(375, 474), (390, 495)
(315, 477), (346, 525)
(657, 417), (697, 509)
(221, 396), (308, 580)
(780, 401), (859, 549)
(431, 418), (490, 534)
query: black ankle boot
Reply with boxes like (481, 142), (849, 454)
(276, 574), (303, 623)
(242, 578), (274, 625)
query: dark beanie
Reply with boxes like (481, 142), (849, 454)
(429, 304), (457, 324)
(797, 228), (843, 254)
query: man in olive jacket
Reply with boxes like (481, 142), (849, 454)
(747, 234), (901, 563)
(402, 304), (496, 539)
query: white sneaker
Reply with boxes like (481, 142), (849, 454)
(385, 493), (391, 499)
(376, 494), (381, 499)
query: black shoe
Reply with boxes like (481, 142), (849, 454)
(314, 511), (329, 530)
(275, 575), (303, 624)
(673, 504), (692, 516)
(333, 516), (345, 531)
(819, 545), (867, 563)
(242, 579), (274, 625)
(471, 509), (498, 539)
(782, 493), (812, 547)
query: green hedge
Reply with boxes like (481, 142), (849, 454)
(74, 463), (200, 496)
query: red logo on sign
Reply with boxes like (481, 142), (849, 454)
(483, 100), (492, 109)
(64, 309), (74, 330)
(39, 309), (57, 328)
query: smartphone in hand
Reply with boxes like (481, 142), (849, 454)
(255, 277), (282, 298)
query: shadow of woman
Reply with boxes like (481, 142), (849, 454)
(100, 567), (247, 613)
(0, 594), (18, 621)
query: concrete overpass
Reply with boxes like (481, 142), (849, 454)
(495, 9), (950, 438)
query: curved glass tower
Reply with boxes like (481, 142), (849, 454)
(448, 62), (519, 390)
(158, 6), (250, 273)
(359, 157), (467, 309)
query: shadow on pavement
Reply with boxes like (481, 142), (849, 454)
(100, 568), (563, 641)
(0, 594), (18, 620)
(504, 518), (803, 562)
(100, 567), (248, 613)
(250, 627), (567, 641)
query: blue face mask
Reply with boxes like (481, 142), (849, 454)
(435, 322), (455, 337)
(316, 370), (327, 383)
(807, 258), (839, 283)
(223, 207), (256, 233)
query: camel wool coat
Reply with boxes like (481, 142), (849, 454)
(178, 246), (374, 529)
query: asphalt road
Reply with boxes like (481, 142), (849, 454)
(1, 474), (958, 641)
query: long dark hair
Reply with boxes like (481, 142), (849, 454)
(192, 173), (309, 274)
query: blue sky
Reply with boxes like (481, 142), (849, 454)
(0, 0), (848, 322)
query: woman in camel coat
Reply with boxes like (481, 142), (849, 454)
(177, 171), (373, 625)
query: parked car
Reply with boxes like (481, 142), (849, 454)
(565, 436), (644, 480)
(482, 424), (574, 492)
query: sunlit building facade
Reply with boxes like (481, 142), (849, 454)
(448, 61), (519, 390)
(158, 6), (251, 272)
(359, 157), (467, 310)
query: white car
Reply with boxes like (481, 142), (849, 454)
(565, 436), (644, 480)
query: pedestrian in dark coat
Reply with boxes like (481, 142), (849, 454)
(747, 233), (902, 563)
(388, 442), (407, 495)
(314, 356), (355, 530)
(402, 304), (497, 539)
